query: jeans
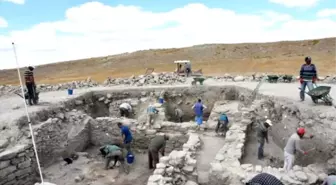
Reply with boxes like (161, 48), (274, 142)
(258, 142), (264, 159)
(300, 81), (314, 101)
(26, 82), (37, 105)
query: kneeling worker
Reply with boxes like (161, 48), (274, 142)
(100, 144), (129, 173)
(148, 135), (169, 169)
(119, 102), (132, 118)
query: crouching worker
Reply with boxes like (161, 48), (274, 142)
(119, 102), (132, 118)
(246, 173), (284, 185)
(175, 107), (184, 123)
(215, 113), (229, 136)
(99, 144), (129, 174)
(148, 135), (169, 169)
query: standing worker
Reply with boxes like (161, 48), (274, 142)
(192, 99), (207, 129)
(24, 66), (37, 105)
(174, 107), (184, 123)
(322, 168), (336, 185)
(117, 122), (133, 155)
(283, 127), (314, 172)
(99, 144), (129, 173)
(299, 56), (317, 101)
(148, 135), (169, 169)
(246, 173), (284, 185)
(147, 104), (159, 125)
(185, 62), (191, 77)
(256, 119), (272, 160)
(119, 102), (132, 118)
(215, 112), (229, 136)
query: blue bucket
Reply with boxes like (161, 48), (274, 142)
(126, 152), (134, 164)
(159, 98), (164, 104)
(68, 89), (73, 95)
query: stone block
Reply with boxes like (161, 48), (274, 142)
(18, 160), (31, 169)
(14, 166), (32, 178)
(0, 166), (16, 178)
(0, 160), (10, 170)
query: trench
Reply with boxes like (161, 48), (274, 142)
(196, 132), (227, 185)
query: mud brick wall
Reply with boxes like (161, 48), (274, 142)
(0, 145), (36, 185)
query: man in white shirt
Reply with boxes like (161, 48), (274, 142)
(119, 102), (132, 118)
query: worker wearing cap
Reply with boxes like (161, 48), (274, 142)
(256, 119), (273, 160)
(283, 127), (314, 172)
(215, 113), (229, 137)
(147, 104), (159, 125)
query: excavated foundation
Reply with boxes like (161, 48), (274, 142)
(0, 86), (335, 185)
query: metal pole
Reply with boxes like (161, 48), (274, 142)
(11, 42), (44, 184)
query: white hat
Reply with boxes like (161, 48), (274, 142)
(265, 119), (273, 126)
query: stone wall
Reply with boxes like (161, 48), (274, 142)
(0, 145), (36, 185)
(34, 110), (91, 167)
(147, 133), (201, 185)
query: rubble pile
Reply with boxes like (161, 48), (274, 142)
(103, 72), (187, 86)
(147, 133), (201, 185)
(1, 73), (336, 97)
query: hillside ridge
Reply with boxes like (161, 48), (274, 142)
(0, 37), (335, 85)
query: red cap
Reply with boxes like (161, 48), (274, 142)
(297, 127), (305, 135)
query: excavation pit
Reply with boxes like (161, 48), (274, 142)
(0, 85), (335, 185)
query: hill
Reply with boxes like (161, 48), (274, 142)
(0, 37), (335, 85)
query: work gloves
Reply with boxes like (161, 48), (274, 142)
(303, 151), (308, 155)
(309, 134), (314, 139)
(312, 77), (317, 83)
(299, 78), (304, 84)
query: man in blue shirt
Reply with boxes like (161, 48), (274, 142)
(192, 99), (207, 129)
(215, 113), (229, 137)
(118, 122), (133, 154)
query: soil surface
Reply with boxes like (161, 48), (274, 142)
(44, 148), (152, 185)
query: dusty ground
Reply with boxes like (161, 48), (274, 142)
(44, 148), (152, 185)
(0, 37), (335, 85)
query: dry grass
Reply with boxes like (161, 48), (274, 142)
(0, 37), (335, 85)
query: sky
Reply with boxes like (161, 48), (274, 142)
(0, 0), (335, 69)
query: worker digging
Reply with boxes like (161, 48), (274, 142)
(99, 144), (129, 174)
(118, 122), (133, 155)
(215, 112), (229, 137)
(119, 102), (133, 118)
(148, 135), (169, 169)
(256, 119), (272, 160)
(283, 127), (314, 172)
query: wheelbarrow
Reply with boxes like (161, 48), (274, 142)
(299, 83), (333, 105)
(282, 75), (293, 83)
(267, 75), (279, 83)
(191, 77), (205, 85)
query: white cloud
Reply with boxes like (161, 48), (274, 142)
(0, 2), (335, 69)
(0, 16), (8, 28)
(269, 0), (321, 8)
(317, 8), (336, 17)
(2, 0), (25, 5)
